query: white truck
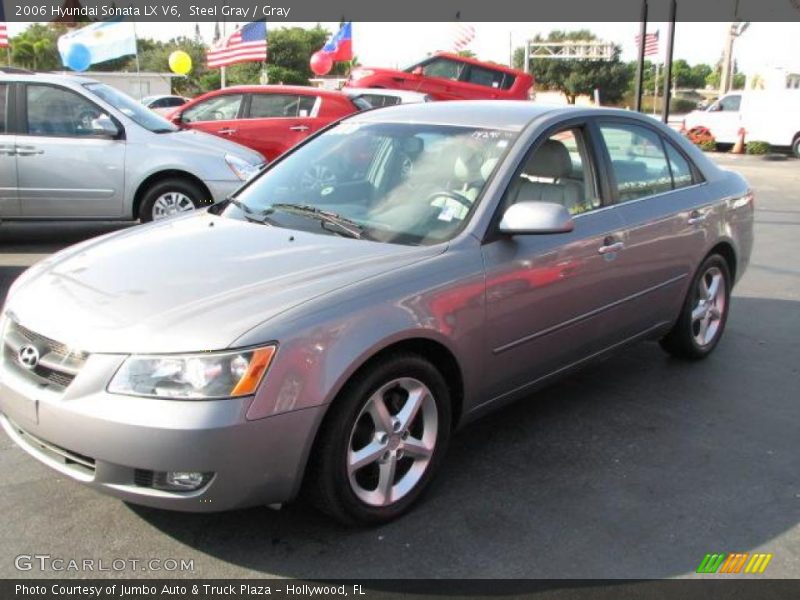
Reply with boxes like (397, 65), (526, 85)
(684, 90), (800, 156)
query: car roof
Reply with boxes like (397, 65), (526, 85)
(205, 84), (349, 98)
(343, 88), (429, 100)
(0, 72), (98, 85)
(348, 101), (666, 132)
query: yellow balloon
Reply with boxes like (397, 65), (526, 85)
(168, 51), (192, 76)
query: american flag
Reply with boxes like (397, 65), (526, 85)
(0, 2), (8, 50)
(207, 21), (267, 69)
(451, 23), (476, 52)
(635, 31), (660, 57)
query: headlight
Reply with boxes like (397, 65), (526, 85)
(225, 154), (261, 181)
(108, 345), (276, 399)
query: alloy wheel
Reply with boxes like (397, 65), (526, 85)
(347, 377), (438, 507)
(691, 266), (726, 347)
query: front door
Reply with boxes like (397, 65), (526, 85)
(0, 82), (19, 217)
(179, 92), (245, 147)
(234, 92), (323, 161)
(480, 125), (628, 402)
(17, 83), (126, 218)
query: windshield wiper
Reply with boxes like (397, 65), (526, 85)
(265, 203), (367, 240)
(230, 198), (279, 226)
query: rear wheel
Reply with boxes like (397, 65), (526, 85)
(138, 178), (206, 222)
(660, 254), (731, 360)
(306, 353), (451, 525)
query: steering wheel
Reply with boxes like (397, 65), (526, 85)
(425, 190), (473, 211)
(212, 110), (226, 121)
(76, 109), (99, 131)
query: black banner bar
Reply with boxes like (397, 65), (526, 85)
(3, 0), (800, 22)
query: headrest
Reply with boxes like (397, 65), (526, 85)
(524, 139), (573, 179)
(453, 150), (484, 182)
(402, 136), (424, 156)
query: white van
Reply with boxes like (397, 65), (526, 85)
(684, 90), (800, 156)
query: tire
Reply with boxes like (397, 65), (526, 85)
(138, 177), (206, 222)
(305, 353), (452, 525)
(660, 254), (732, 360)
(792, 135), (800, 159)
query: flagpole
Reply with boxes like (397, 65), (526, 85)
(220, 20), (227, 89)
(132, 21), (142, 100)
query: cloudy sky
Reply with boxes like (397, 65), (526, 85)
(6, 21), (800, 74)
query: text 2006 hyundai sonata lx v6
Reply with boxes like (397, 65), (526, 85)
(0, 102), (753, 524)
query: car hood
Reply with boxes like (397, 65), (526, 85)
(154, 128), (265, 164)
(6, 213), (442, 354)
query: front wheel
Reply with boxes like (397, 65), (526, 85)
(660, 254), (731, 360)
(306, 354), (451, 525)
(138, 178), (206, 222)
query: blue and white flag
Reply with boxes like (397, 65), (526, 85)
(57, 20), (137, 67)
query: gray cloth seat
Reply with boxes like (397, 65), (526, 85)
(512, 139), (585, 213)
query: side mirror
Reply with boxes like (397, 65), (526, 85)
(91, 115), (120, 138)
(411, 66), (424, 76)
(498, 201), (575, 235)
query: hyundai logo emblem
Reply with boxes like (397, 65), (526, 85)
(18, 345), (40, 370)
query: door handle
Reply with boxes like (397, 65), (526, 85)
(688, 210), (708, 225)
(598, 240), (625, 255)
(217, 128), (237, 135)
(0, 145), (16, 156)
(15, 146), (44, 156)
(289, 125), (310, 132)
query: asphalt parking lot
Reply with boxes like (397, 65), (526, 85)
(0, 153), (798, 580)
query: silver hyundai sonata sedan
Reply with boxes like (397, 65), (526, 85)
(0, 101), (754, 524)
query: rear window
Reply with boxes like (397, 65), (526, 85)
(466, 65), (506, 89)
(249, 94), (316, 118)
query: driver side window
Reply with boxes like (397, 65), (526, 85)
(422, 58), (464, 81)
(182, 94), (243, 123)
(26, 85), (108, 137)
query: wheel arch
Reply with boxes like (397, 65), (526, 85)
(132, 170), (213, 219)
(707, 239), (738, 283)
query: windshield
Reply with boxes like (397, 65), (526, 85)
(84, 83), (178, 133)
(222, 121), (516, 246)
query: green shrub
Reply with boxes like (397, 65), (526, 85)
(698, 139), (717, 152)
(670, 97), (697, 114)
(746, 141), (771, 155)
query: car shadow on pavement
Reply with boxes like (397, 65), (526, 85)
(129, 295), (799, 579)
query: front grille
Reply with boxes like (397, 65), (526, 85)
(2, 321), (88, 390)
(134, 469), (155, 487)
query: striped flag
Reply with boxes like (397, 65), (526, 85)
(207, 21), (267, 69)
(0, 2), (9, 49)
(635, 31), (660, 56)
(451, 23), (476, 52)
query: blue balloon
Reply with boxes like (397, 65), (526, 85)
(65, 43), (91, 72)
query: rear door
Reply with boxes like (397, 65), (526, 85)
(454, 64), (509, 99)
(0, 81), (19, 217)
(594, 120), (709, 340)
(17, 83), (126, 218)
(179, 92), (245, 143)
(234, 92), (321, 161)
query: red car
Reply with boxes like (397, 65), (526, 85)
(344, 52), (534, 101)
(167, 85), (361, 161)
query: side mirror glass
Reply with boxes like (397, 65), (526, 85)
(91, 115), (120, 137)
(498, 201), (575, 235)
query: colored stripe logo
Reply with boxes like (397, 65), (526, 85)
(696, 552), (773, 574)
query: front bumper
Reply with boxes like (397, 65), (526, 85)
(0, 353), (325, 512)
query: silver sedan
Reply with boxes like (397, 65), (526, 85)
(0, 101), (754, 524)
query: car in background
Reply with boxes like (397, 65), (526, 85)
(141, 94), (190, 116)
(0, 101), (753, 524)
(343, 87), (433, 108)
(345, 52), (534, 101)
(0, 73), (264, 222)
(683, 90), (800, 156)
(167, 85), (361, 161)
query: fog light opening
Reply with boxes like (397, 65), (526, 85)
(145, 470), (213, 492)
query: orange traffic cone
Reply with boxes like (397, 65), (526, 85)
(732, 127), (746, 154)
